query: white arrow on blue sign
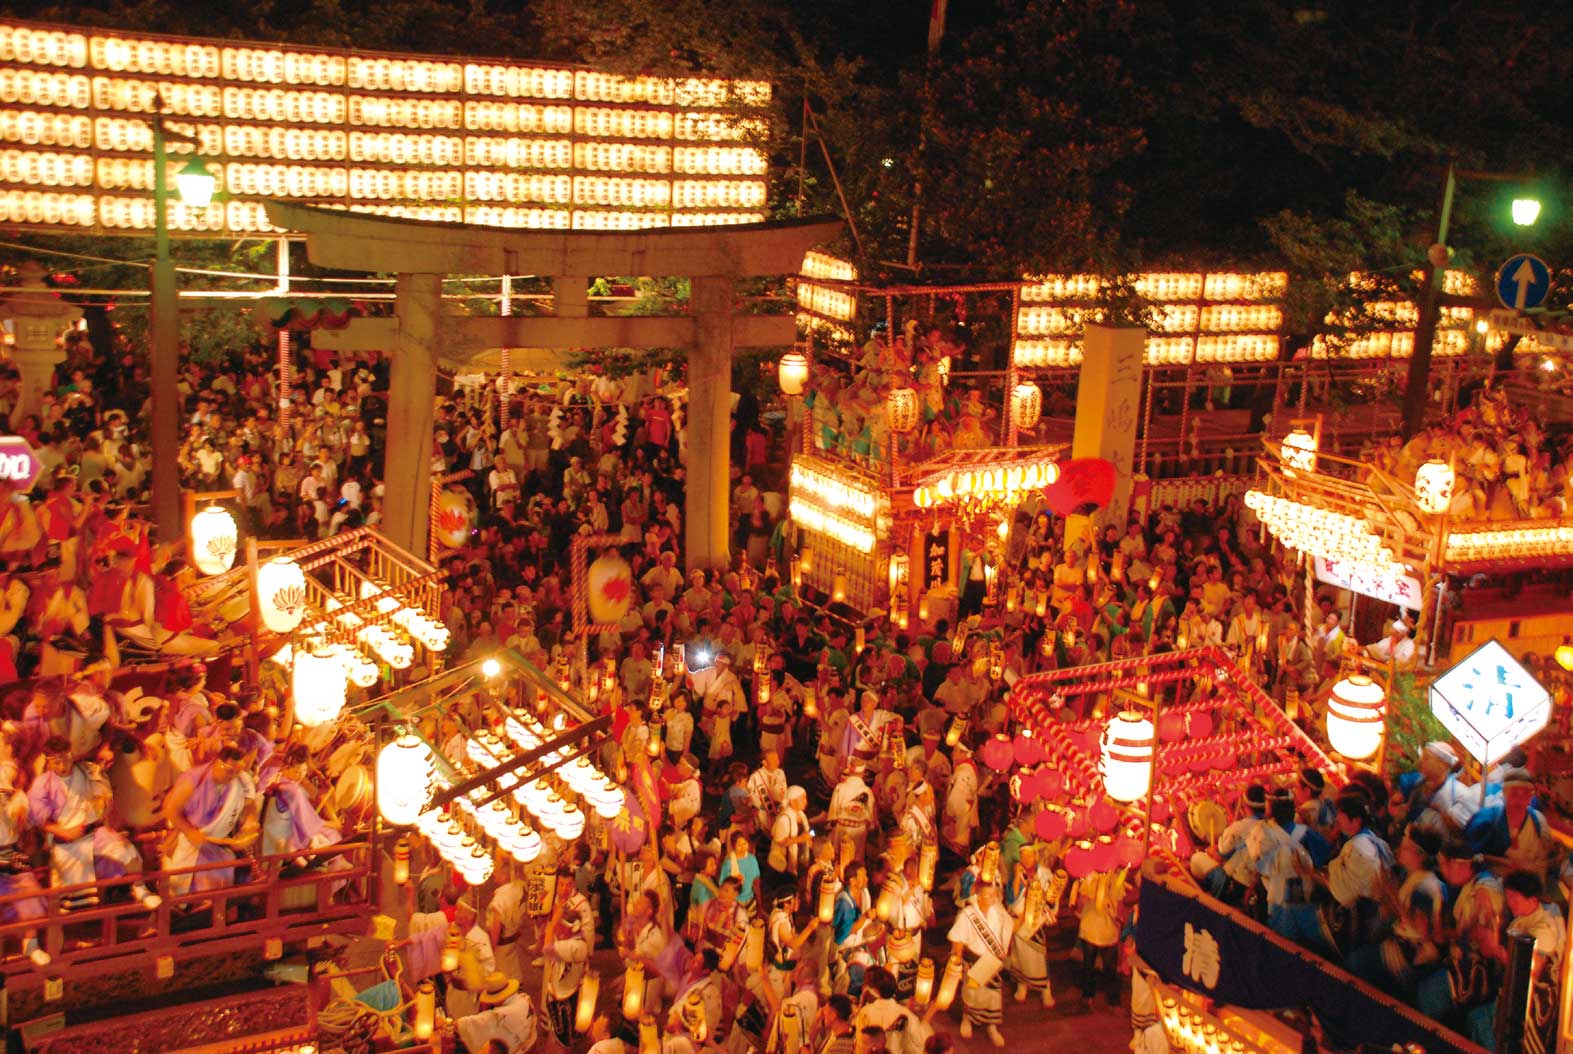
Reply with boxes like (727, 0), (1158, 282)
(1495, 253), (1552, 311)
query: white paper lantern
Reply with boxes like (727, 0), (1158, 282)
(190, 506), (238, 576)
(1414, 459), (1455, 516)
(258, 558), (308, 633)
(1010, 381), (1043, 431)
(1327, 674), (1386, 761)
(778, 350), (809, 396)
(1099, 710), (1155, 803)
(1280, 428), (1318, 474)
(293, 645), (348, 728)
(887, 386), (920, 433)
(377, 734), (434, 826)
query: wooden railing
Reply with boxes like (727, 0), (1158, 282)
(0, 839), (376, 994)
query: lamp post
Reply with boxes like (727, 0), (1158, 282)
(147, 94), (216, 544)
(1403, 163), (1541, 438)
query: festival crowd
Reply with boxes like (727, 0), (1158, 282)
(0, 315), (1564, 1054)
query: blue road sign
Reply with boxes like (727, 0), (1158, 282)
(1495, 253), (1552, 311)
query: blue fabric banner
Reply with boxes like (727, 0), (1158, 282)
(1135, 874), (1484, 1054)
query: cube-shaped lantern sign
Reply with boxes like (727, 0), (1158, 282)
(1429, 640), (1551, 764)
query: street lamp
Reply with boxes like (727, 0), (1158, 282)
(147, 93), (217, 545)
(1512, 197), (1542, 227)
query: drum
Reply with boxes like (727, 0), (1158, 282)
(859, 920), (887, 960)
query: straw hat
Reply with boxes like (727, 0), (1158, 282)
(478, 972), (519, 1007)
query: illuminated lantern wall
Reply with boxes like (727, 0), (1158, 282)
(0, 20), (770, 235)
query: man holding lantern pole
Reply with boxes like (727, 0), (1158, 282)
(945, 880), (1013, 1047)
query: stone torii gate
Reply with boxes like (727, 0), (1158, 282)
(263, 201), (839, 570)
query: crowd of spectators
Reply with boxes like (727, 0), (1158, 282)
(0, 312), (1565, 1054)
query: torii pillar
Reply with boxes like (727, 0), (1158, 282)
(265, 201), (839, 569)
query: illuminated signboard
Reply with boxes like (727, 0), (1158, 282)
(1429, 639), (1551, 764)
(0, 20), (771, 235)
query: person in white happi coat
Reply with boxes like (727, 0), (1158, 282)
(828, 759), (876, 860)
(941, 743), (979, 856)
(946, 881), (1014, 1047)
(487, 862), (530, 983)
(1404, 741), (1480, 837)
(541, 875), (592, 1045)
(29, 736), (160, 910)
(1004, 843), (1063, 1007)
(840, 690), (895, 777)
(668, 754), (704, 829)
(457, 973), (538, 1054)
(899, 779), (938, 854)
(749, 751), (788, 832)
(769, 786), (813, 885)
(760, 889), (821, 1001)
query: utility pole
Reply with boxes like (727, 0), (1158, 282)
(906, 0), (948, 270)
(1401, 163), (1455, 439)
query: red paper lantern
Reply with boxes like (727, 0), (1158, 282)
(1150, 795), (1172, 824)
(1212, 753), (1236, 772)
(1013, 731), (1045, 767)
(1037, 768), (1065, 798)
(1088, 799), (1118, 834)
(1067, 809), (1091, 840)
(1089, 837), (1118, 873)
(980, 734), (1014, 772)
(1064, 840), (1095, 878)
(1011, 772), (1039, 804)
(1034, 809), (1069, 841)
(1114, 836), (1145, 870)
(1158, 713), (1186, 742)
(1187, 712), (1214, 738)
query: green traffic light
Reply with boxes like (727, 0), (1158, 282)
(1511, 197), (1542, 226)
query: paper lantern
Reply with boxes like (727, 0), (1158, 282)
(639, 1016), (659, 1054)
(1414, 459), (1454, 515)
(623, 963), (645, 1019)
(1186, 712), (1214, 739)
(979, 733), (1014, 772)
(1034, 808), (1069, 842)
(1010, 771), (1038, 804)
(1088, 799), (1119, 834)
(945, 715), (967, 747)
(1280, 428), (1317, 474)
(934, 955), (964, 1011)
(919, 843), (937, 890)
(393, 838), (411, 885)
(293, 646), (347, 728)
(441, 930), (460, 972)
(1100, 710), (1155, 803)
(743, 918), (766, 971)
(1064, 840), (1095, 878)
(1089, 836), (1117, 873)
(414, 980), (436, 1039)
(1114, 835), (1145, 870)
(832, 574), (847, 603)
(718, 928), (745, 971)
(1158, 713), (1186, 742)
(1010, 382), (1043, 431)
(778, 350), (809, 396)
(432, 487), (477, 549)
(257, 558), (308, 633)
(377, 734), (433, 826)
(588, 549), (635, 625)
(1327, 674), (1386, 761)
(875, 882), (898, 924)
(887, 386), (920, 433)
(189, 505), (238, 576)
(1037, 768), (1065, 798)
(577, 969), (601, 1032)
(914, 959), (935, 1006)
(1013, 731), (1045, 767)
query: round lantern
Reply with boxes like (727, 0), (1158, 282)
(432, 487), (477, 549)
(1037, 767), (1065, 798)
(1064, 840), (1095, 879)
(1088, 836), (1118, 873)
(1326, 674), (1387, 761)
(979, 733), (1014, 772)
(377, 734), (434, 826)
(1034, 808), (1069, 842)
(257, 558), (308, 634)
(1010, 382), (1043, 431)
(1100, 710), (1155, 803)
(1012, 730), (1045, 767)
(293, 645), (348, 728)
(1279, 428), (1317, 474)
(1414, 459), (1455, 515)
(778, 350), (809, 396)
(887, 386), (920, 434)
(190, 505), (238, 576)
(587, 549), (635, 625)
(1114, 835), (1145, 870)
(1087, 799), (1119, 834)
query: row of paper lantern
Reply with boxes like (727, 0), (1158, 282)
(911, 461), (1061, 509)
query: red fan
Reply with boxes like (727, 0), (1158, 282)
(1043, 458), (1118, 516)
